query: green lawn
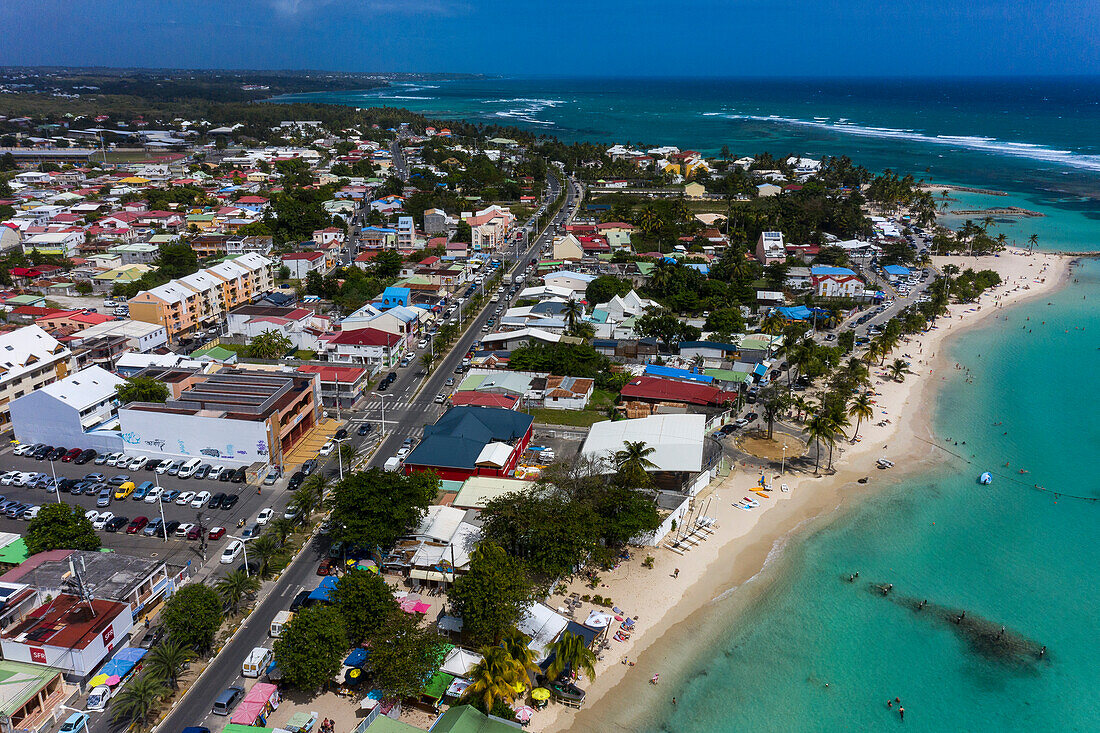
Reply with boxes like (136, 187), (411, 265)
(528, 408), (608, 427)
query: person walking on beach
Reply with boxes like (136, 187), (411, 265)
(673, 568), (680, 578)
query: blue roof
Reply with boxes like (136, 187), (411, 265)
(810, 265), (857, 276)
(883, 265), (911, 276)
(309, 576), (338, 602)
(645, 364), (714, 383)
(102, 647), (147, 678)
(776, 306), (829, 321)
(405, 406), (533, 471)
(685, 264), (710, 275)
(361, 226), (396, 234)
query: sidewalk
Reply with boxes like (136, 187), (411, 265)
(283, 417), (342, 468)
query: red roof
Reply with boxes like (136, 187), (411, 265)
(450, 392), (520, 409)
(12, 306), (61, 317)
(2, 593), (129, 651)
(330, 328), (401, 347)
(297, 364), (368, 383)
(282, 252), (325, 262)
(620, 376), (734, 406)
(355, 251), (380, 262)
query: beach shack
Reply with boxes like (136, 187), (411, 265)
(230, 683), (280, 726)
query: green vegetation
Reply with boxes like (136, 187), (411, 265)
(214, 570), (260, 615)
(273, 605), (348, 691)
(247, 329), (294, 359)
(161, 584), (223, 652)
(527, 408), (607, 427)
(111, 243), (200, 299)
(110, 673), (169, 728)
(115, 375), (170, 404)
(25, 503), (101, 555)
(450, 542), (533, 646)
(332, 569), (400, 644)
(366, 611), (447, 700)
(327, 468), (438, 551)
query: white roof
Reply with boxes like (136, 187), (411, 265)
(75, 319), (165, 342)
(115, 352), (204, 371)
(234, 252), (272, 271)
(440, 648), (483, 678)
(178, 270), (222, 293)
(413, 505), (467, 544)
(475, 442), (515, 468)
(145, 281), (195, 305)
(36, 365), (125, 410)
(0, 326), (70, 386)
(480, 328), (560, 346)
(518, 285), (574, 300)
(516, 602), (569, 662)
(580, 414), (706, 473)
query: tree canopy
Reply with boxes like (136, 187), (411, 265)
(367, 611), (446, 700)
(273, 605), (348, 690)
(327, 468), (438, 551)
(247, 329), (294, 359)
(449, 542), (533, 646)
(25, 503), (101, 554)
(332, 568), (399, 644)
(115, 376), (169, 404)
(161, 584), (223, 652)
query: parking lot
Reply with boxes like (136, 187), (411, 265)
(0, 447), (300, 570)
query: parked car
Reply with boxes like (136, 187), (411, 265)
(107, 475), (130, 488)
(133, 481), (154, 500)
(318, 441), (336, 456)
(143, 518), (164, 537)
(162, 490), (181, 503)
(74, 449), (96, 465)
(191, 491), (211, 508)
(287, 472), (305, 491)
(208, 492), (226, 510)
(127, 516), (149, 534)
(96, 489), (112, 507)
(194, 464), (211, 480)
(129, 456), (150, 471)
(143, 487), (162, 504)
(334, 428), (348, 440)
(47, 446), (67, 461)
(163, 520), (181, 535)
(231, 467), (247, 483)
(208, 526), (226, 541)
(104, 452), (124, 467)
(62, 447), (85, 462)
(221, 540), (244, 564)
(22, 505), (41, 520)
(175, 523), (195, 537)
(59, 712), (89, 733)
(91, 512), (114, 530)
(186, 525), (203, 540)
(175, 491), (196, 506)
(154, 459), (175, 475)
(301, 459), (317, 475)
(220, 493), (240, 510)
(207, 466), (225, 481)
(105, 516), (129, 532)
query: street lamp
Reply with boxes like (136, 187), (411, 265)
(781, 443), (787, 476)
(376, 393), (388, 437)
(46, 458), (62, 504)
(227, 534), (254, 577)
(333, 436), (349, 481)
(153, 471), (168, 542)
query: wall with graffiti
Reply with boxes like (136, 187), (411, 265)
(117, 408), (271, 467)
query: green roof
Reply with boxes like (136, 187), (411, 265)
(222, 726), (273, 733)
(430, 705), (521, 733)
(0, 660), (63, 716)
(704, 369), (752, 384)
(421, 670), (454, 701)
(0, 538), (27, 566)
(190, 345), (237, 361)
(6, 295), (45, 306)
(365, 718), (422, 733)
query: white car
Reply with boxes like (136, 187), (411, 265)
(115, 455), (132, 469)
(418, 340), (428, 349)
(14, 472), (36, 486)
(0, 471), (18, 486)
(191, 491), (211, 508)
(318, 441), (336, 456)
(85, 510), (100, 523)
(396, 447), (410, 460)
(22, 505), (41, 520)
(175, 522), (195, 537)
(129, 456), (150, 471)
(256, 508), (274, 525)
(221, 540), (244, 564)
(86, 684), (112, 711)
(92, 512), (114, 530)
(12, 444), (36, 456)
(207, 466), (225, 481)
(104, 452), (124, 467)
(155, 459), (176, 475)
(144, 487), (163, 504)
(175, 491), (196, 506)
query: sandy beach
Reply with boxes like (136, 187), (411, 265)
(533, 247), (1072, 733)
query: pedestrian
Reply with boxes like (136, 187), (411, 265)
(673, 568), (680, 578)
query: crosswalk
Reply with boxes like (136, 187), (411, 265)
(358, 399), (445, 412)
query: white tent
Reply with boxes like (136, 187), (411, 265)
(440, 648), (483, 678)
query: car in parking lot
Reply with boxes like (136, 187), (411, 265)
(207, 466), (225, 481)
(154, 459), (175, 475)
(96, 489), (112, 507)
(91, 512), (114, 530)
(61, 448), (82, 463)
(105, 516), (129, 532)
(194, 463), (211, 480)
(231, 467), (247, 483)
(143, 518), (164, 537)
(143, 487), (162, 504)
(133, 481), (154, 500)
(208, 526), (226, 540)
(12, 444), (35, 456)
(166, 462), (182, 476)
(175, 523), (195, 538)
(220, 467), (234, 482)
(220, 493), (240, 510)
(103, 452), (123, 467)
(191, 491), (211, 508)
(186, 525), (203, 540)
(175, 491), (196, 506)
(32, 445), (54, 460)
(74, 449), (96, 465)
(129, 456), (150, 471)
(22, 505), (41, 520)
(163, 520), (181, 536)
(396, 447), (411, 460)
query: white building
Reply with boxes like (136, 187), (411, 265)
(8, 366), (126, 453)
(581, 414), (705, 474)
(755, 231), (785, 264)
(0, 326), (72, 434)
(70, 319), (169, 353)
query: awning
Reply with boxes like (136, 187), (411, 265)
(410, 569), (450, 583)
(101, 647), (147, 678)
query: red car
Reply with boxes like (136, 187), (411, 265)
(317, 558), (334, 575)
(186, 525), (202, 540)
(126, 516), (149, 534)
(208, 526), (225, 541)
(61, 448), (82, 463)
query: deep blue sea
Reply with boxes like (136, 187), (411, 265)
(274, 78), (1100, 730)
(273, 76), (1100, 251)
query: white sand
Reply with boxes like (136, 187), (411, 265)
(533, 248), (1072, 732)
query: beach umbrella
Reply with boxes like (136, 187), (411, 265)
(514, 706), (535, 723)
(531, 688), (550, 701)
(90, 674), (109, 687)
(106, 675), (121, 686)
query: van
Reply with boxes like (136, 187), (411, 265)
(59, 713), (89, 733)
(177, 458), (202, 479)
(211, 686), (244, 715)
(270, 610), (294, 638)
(113, 481), (136, 500)
(242, 646), (273, 677)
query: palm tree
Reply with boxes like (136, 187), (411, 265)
(613, 440), (657, 485)
(887, 359), (912, 382)
(339, 441), (362, 472)
(268, 516), (295, 544)
(249, 535), (281, 577)
(1027, 233), (1038, 253)
(544, 631), (598, 682)
(501, 628), (540, 679)
(843, 357), (871, 390)
(760, 311), (786, 336)
(294, 475), (327, 518)
(804, 413), (832, 474)
(562, 300), (583, 333)
(111, 673), (169, 728)
(419, 351), (435, 373)
(144, 639), (193, 689)
(825, 411), (850, 470)
(792, 394), (813, 422)
(462, 645), (525, 712)
(847, 392), (875, 441)
(862, 340), (883, 366)
(215, 569), (260, 615)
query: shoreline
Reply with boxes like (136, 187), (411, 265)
(535, 247), (1072, 733)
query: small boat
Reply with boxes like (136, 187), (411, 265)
(978, 472), (993, 485)
(876, 459), (895, 469)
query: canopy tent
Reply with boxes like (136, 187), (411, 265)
(775, 305), (829, 322)
(344, 648), (369, 668)
(230, 683), (280, 725)
(584, 611), (614, 628)
(421, 671), (455, 702)
(308, 576), (338, 602)
(101, 647), (147, 679)
(440, 647), (483, 678)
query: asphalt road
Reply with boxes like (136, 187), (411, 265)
(389, 140), (408, 181)
(141, 173), (579, 733)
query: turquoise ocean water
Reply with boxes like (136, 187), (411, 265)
(273, 78), (1100, 729)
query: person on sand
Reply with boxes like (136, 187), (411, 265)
(673, 568), (680, 578)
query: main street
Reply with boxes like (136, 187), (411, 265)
(144, 172), (580, 733)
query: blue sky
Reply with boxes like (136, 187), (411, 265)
(3, 0), (1098, 76)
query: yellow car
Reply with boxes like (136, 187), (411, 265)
(113, 482), (136, 500)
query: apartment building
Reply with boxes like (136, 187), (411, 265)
(0, 326), (72, 434)
(127, 254), (273, 341)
